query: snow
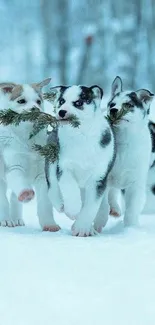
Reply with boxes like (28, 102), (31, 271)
(1, 199), (155, 325)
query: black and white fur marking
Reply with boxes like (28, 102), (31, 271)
(142, 121), (155, 213)
(46, 85), (115, 237)
(109, 121), (155, 216)
(94, 76), (154, 231)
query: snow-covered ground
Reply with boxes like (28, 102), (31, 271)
(1, 96), (155, 325)
(1, 199), (155, 325)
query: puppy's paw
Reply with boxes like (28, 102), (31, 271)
(43, 224), (61, 232)
(94, 224), (103, 233)
(18, 189), (35, 203)
(14, 219), (25, 226)
(94, 216), (108, 233)
(0, 219), (15, 227)
(110, 204), (121, 218)
(94, 221), (104, 233)
(72, 220), (97, 237)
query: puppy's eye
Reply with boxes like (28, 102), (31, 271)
(74, 100), (83, 108)
(123, 103), (133, 110)
(59, 98), (65, 106)
(86, 99), (92, 104)
(36, 99), (41, 105)
(17, 99), (27, 104)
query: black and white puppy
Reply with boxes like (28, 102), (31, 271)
(46, 85), (115, 236)
(109, 121), (155, 216)
(140, 121), (155, 213)
(94, 76), (154, 231)
(109, 121), (155, 217)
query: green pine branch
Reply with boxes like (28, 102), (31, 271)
(34, 143), (59, 162)
(0, 107), (80, 139)
(106, 107), (130, 125)
(43, 92), (57, 102)
(0, 107), (41, 126)
(0, 106), (80, 163)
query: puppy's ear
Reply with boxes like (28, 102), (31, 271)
(0, 83), (16, 94)
(47, 86), (68, 102)
(111, 76), (123, 97)
(136, 89), (154, 105)
(49, 86), (62, 96)
(90, 85), (103, 99)
(47, 86), (61, 103)
(32, 78), (51, 92)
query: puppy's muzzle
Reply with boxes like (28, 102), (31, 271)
(110, 108), (118, 118)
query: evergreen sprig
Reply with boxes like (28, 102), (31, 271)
(29, 112), (80, 138)
(0, 107), (41, 126)
(43, 92), (57, 102)
(29, 110), (57, 138)
(0, 107), (80, 139)
(34, 143), (59, 163)
(0, 107), (80, 163)
(106, 107), (130, 125)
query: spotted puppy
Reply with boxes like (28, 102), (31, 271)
(94, 76), (153, 231)
(46, 85), (115, 236)
(0, 80), (59, 231)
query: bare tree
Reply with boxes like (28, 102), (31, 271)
(41, 0), (53, 78)
(56, 0), (69, 84)
(110, 1), (138, 89)
(76, 36), (93, 84)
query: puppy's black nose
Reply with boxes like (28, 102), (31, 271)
(59, 110), (67, 118)
(110, 108), (118, 117)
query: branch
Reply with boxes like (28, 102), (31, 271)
(105, 107), (131, 125)
(33, 143), (59, 163)
(43, 92), (57, 102)
(0, 107), (41, 126)
(0, 107), (80, 139)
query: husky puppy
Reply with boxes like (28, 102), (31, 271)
(46, 85), (115, 236)
(139, 121), (155, 214)
(110, 121), (155, 216)
(94, 76), (153, 231)
(0, 80), (60, 231)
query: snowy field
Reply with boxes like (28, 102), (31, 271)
(1, 198), (155, 325)
(1, 98), (155, 325)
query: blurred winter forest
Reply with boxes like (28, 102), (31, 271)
(1, 0), (155, 93)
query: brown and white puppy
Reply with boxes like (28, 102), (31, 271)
(0, 79), (60, 231)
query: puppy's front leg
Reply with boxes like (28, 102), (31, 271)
(108, 188), (122, 217)
(0, 178), (12, 227)
(72, 176), (107, 237)
(10, 192), (24, 226)
(124, 183), (146, 227)
(94, 187), (109, 233)
(34, 174), (60, 232)
(6, 167), (34, 203)
(48, 162), (64, 213)
(4, 149), (34, 203)
(59, 170), (82, 218)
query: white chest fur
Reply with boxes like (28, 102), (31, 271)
(58, 116), (114, 187)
